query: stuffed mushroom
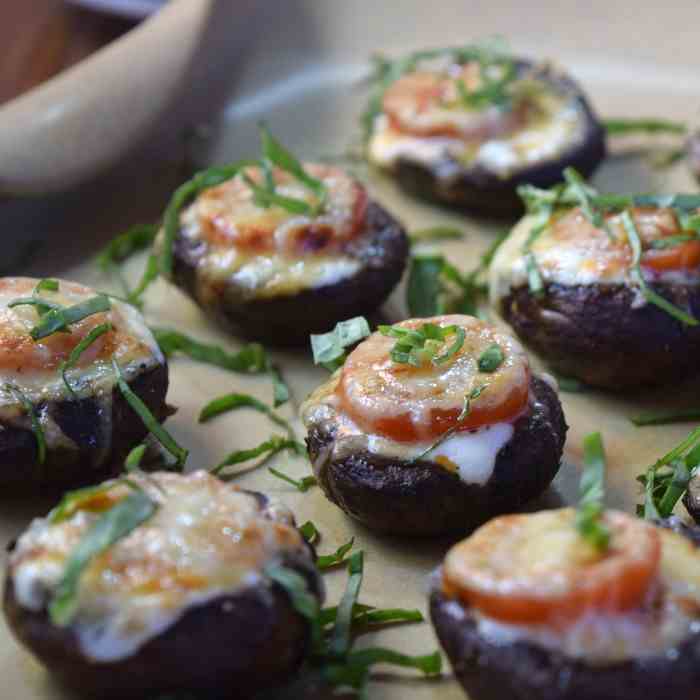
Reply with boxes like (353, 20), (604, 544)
(167, 131), (408, 345)
(365, 45), (605, 216)
(430, 509), (700, 700)
(3, 470), (322, 697)
(490, 178), (700, 389)
(302, 314), (566, 536)
(0, 277), (168, 490)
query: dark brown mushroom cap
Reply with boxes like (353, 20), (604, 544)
(306, 375), (566, 536)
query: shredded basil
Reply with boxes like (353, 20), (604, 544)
(299, 520), (319, 543)
(30, 295), (111, 340)
(96, 224), (158, 271)
(604, 118), (687, 136)
(317, 538), (355, 571)
(477, 343), (504, 373)
(310, 317), (371, 371)
(152, 327), (267, 374)
(113, 360), (188, 467)
(4, 383), (46, 464)
(35, 279), (59, 293)
(49, 490), (157, 626)
(60, 322), (112, 396)
(268, 467), (317, 492)
(270, 364), (290, 408)
(211, 435), (304, 475)
(328, 551), (364, 658)
(576, 432), (610, 550)
(408, 226), (464, 245)
(379, 322), (465, 367)
(198, 392), (294, 436)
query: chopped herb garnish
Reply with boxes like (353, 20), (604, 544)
(128, 253), (160, 306)
(621, 210), (698, 326)
(35, 279), (59, 293)
(317, 538), (355, 571)
(30, 295), (111, 341)
(113, 359), (188, 467)
(379, 322), (465, 367)
(631, 407), (700, 426)
(310, 317), (371, 371)
(407, 254), (447, 317)
(637, 425), (700, 519)
(48, 482), (117, 524)
(198, 392), (294, 437)
(321, 605), (424, 628)
(49, 490), (157, 626)
(270, 364), (290, 408)
(299, 520), (319, 543)
(477, 343), (504, 373)
(328, 551), (364, 658)
(7, 297), (62, 316)
(576, 432), (610, 551)
(648, 233), (698, 249)
(60, 322), (112, 396)
(152, 328), (267, 373)
(268, 467), (317, 492)
(4, 383), (46, 464)
(604, 118), (687, 136)
(96, 224), (159, 271)
(124, 444), (147, 471)
(211, 435), (304, 476)
(524, 252), (545, 297)
(408, 226), (464, 245)
(563, 167), (612, 239)
(243, 173), (314, 216)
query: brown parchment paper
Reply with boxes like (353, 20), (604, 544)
(3, 2), (700, 698)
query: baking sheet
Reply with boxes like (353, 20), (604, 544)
(3, 1), (700, 698)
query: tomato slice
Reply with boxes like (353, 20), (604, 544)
(642, 239), (700, 272)
(337, 315), (530, 443)
(443, 509), (661, 627)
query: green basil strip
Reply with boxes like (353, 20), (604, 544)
(650, 426), (700, 471)
(622, 211), (699, 327)
(152, 327), (267, 373)
(270, 364), (290, 408)
(310, 317), (371, 369)
(328, 551), (364, 659)
(433, 326), (465, 365)
(60, 322), (112, 396)
(407, 255), (446, 317)
(7, 297), (62, 316)
(641, 468), (662, 520)
(477, 343), (504, 373)
(299, 520), (319, 543)
(657, 460), (692, 517)
(344, 647), (442, 676)
(408, 226), (464, 244)
(211, 435), (304, 475)
(320, 605), (423, 627)
(96, 224), (159, 271)
(35, 278), (60, 293)
(317, 538), (355, 570)
(604, 118), (687, 136)
(5, 384), (46, 464)
(268, 467), (317, 492)
(30, 295), (111, 341)
(128, 253), (160, 306)
(525, 252), (545, 297)
(575, 432), (610, 551)
(265, 564), (322, 649)
(631, 408), (700, 426)
(259, 124), (326, 202)
(243, 173), (313, 216)
(124, 444), (147, 471)
(49, 490), (157, 626)
(649, 234), (698, 249)
(113, 360), (188, 466)
(198, 393), (293, 437)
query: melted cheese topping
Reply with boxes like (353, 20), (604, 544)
(369, 78), (586, 177)
(0, 278), (163, 453)
(178, 164), (368, 301)
(445, 512), (700, 665)
(9, 471), (308, 662)
(490, 208), (700, 303)
(302, 370), (517, 486)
